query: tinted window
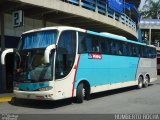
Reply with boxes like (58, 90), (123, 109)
(100, 37), (108, 54)
(127, 43), (132, 57)
(110, 41), (117, 55)
(78, 32), (155, 59)
(151, 47), (156, 58)
(123, 42), (127, 56)
(143, 47), (148, 58)
(132, 45), (138, 57)
(117, 41), (123, 56)
(55, 31), (76, 79)
(78, 33), (100, 53)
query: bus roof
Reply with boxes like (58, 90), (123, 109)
(22, 26), (86, 34)
(100, 32), (127, 40)
(22, 26), (155, 48)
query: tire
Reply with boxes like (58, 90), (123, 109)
(76, 83), (84, 103)
(138, 76), (143, 89)
(85, 87), (90, 101)
(143, 75), (149, 88)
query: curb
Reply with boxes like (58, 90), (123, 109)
(0, 97), (15, 103)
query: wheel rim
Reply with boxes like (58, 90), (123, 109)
(144, 76), (149, 87)
(138, 77), (143, 88)
(82, 88), (85, 98)
(139, 80), (143, 88)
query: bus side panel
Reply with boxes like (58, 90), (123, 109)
(136, 58), (157, 82)
(75, 54), (139, 92)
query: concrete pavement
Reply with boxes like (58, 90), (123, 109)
(0, 76), (159, 103)
(0, 93), (14, 103)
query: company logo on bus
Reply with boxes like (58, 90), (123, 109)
(88, 53), (102, 60)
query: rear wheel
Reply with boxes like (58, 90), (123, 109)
(138, 76), (143, 89)
(143, 75), (149, 88)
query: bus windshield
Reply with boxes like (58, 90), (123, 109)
(20, 30), (58, 50)
(14, 30), (58, 83)
(14, 49), (54, 83)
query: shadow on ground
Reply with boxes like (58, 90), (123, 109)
(91, 84), (153, 100)
(9, 84), (155, 109)
(9, 98), (73, 109)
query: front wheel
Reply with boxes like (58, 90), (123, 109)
(76, 83), (84, 103)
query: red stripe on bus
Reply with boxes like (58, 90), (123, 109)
(72, 55), (81, 97)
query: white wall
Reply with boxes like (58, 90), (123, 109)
(2, 13), (60, 37)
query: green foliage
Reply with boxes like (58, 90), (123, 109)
(141, 0), (160, 19)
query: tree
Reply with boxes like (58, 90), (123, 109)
(141, 0), (160, 19)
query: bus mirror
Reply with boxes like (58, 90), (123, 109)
(44, 45), (56, 63)
(1, 48), (14, 65)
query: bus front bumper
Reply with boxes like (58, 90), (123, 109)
(14, 90), (55, 100)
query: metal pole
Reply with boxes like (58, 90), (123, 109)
(0, 13), (5, 51)
(95, 0), (98, 13)
(149, 28), (152, 45)
(79, 0), (81, 7)
(105, 0), (108, 16)
(124, 0), (125, 14)
(0, 12), (6, 92)
(42, 14), (46, 27)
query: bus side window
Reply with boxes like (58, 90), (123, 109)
(117, 42), (123, 56)
(116, 42), (119, 55)
(132, 45), (137, 57)
(137, 45), (140, 57)
(152, 48), (156, 58)
(85, 36), (93, 52)
(148, 48), (152, 58)
(100, 38), (107, 54)
(106, 39), (111, 55)
(78, 33), (100, 53)
(111, 41), (116, 55)
(140, 46), (144, 58)
(78, 32), (87, 53)
(123, 42), (127, 56)
(143, 47), (148, 58)
(55, 30), (76, 79)
(92, 36), (100, 53)
(127, 43), (132, 57)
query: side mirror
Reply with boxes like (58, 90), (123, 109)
(44, 45), (56, 64)
(1, 49), (14, 65)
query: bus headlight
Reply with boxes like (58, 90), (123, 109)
(14, 83), (20, 90)
(14, 87), (19, 90)
(39, 86), (53, 91)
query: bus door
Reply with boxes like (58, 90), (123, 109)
(5, 53), (14, 92)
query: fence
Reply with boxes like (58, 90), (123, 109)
(61, 0), (137, 31)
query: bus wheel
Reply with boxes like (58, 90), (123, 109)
(138, 76), (143, 89)
(76, 83), (84, 103)
(143, 75), (149, 88)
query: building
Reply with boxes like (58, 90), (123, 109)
(140, 19), (160, 46)
(140, 19), (160, 75)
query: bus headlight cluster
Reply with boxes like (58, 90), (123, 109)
(14, 87), (19, 90)
(39, 86), (53, 91)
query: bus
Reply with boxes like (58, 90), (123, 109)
(157, 50), (160, 75)
(1, 26), (157, 103)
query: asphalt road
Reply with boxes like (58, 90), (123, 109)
(0, 80), (160, 115)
